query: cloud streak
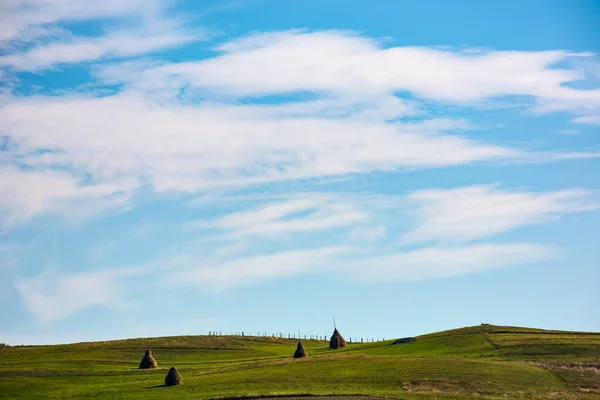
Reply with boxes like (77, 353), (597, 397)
(138, 30), (600, 112)
(0, 31), (200, 71)
(402, 185), (598, 244)
(3, 29), (600, 226)
(1, 0), (167, 43)
(15, 266), (143, 322)
(0, 0), (204, 70)
(184, 196), (370, 236)
(170, 242), (555, 291)
(346, 243), (556, 282)
(0, 167), (138, 227)
(170, 246), (350, 291)
(165, 185), (597, 291)
(0, 94), (516, 207)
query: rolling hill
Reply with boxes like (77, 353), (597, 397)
(0, 324), (598, 399)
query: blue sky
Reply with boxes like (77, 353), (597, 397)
(0, 0), (599, 345)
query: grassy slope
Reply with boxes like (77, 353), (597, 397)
(0, 325), (598, 400)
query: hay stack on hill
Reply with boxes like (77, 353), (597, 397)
(165, 366), (182, 386)
(329, 328), (347, 349)
(293, 341), (308, 358)
(139, 349), (158, 369)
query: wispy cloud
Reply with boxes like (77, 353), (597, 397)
(345, 243), (556, 282)
(0, 94), (517, 197)
(401, 185), (598, 244)
(3, 28), (600, 226)
(0, 30), (200, 71)
(0, 0), (162, 43)
(572, 115), (600, 125)
(551, 152), (600, 160)
(9, 185), (594, 307)
(184, 195), (370, 237)
(0, 0), (204, 70)
(0, 166), (138, 227)
(15, 266), (143, 322)
(170, 242), (555, 291)
(162, 184), (600, 291)
(135, 30), (600, 113)
(170, 246), (350, 291)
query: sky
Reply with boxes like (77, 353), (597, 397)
(0, 0), (599, 345)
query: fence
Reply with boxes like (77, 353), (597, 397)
(206, 331), (386, 343)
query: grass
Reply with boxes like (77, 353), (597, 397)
(0, 325), (598, 399)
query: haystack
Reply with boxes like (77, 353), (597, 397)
(139, 349), (158, 369)
(293, 341), (308, 358)
(164, 366), (182, 386)
(329, 328), (347, 349)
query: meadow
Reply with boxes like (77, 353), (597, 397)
(0, 324), (598, 399)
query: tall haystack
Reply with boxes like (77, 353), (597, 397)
(329, 328), (347, 349)
(164, 366), (182, 386)
(139, 349), (158, 369)
(293, 341), (308, 358)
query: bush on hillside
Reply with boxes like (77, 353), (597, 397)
(392, 337), (416, 345)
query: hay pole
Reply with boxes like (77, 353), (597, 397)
(333, 316), (336, 329)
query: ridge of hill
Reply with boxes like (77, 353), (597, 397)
(0, 324), (598, 399)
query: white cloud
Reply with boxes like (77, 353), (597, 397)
(0, 0), (165, 43)
(165, 186), (592, 290)
(0, 31), (199, 71)
(185, 195), (370, 236)
(136, 30), (600, 113)
(170, 246), (350, 291)
(169, 242), (555, 291)
(0, 93), (516, 196)
(206, 198), (323, 229)
(401, 185), (598, 244)
(1, 29), (599, 227)
(0, 166), (138, 227)
(15, 266), (143, 322)
(572, 115), (600, 125)
(346, 243), (555, 282)
(0, 0), (204, 70)
(552, 152), (600, 160)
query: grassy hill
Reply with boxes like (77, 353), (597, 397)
(0, 324), (598, 399)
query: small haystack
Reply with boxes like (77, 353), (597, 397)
(293, 341), (308, 358)
(164, 366), (182, 386)
(139, 349), (158, 369)
(329, 328), (347, 349)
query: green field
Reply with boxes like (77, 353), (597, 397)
(0, 325), (598, 399)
